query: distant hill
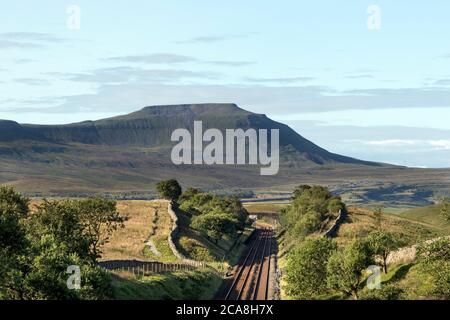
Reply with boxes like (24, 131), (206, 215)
(0, 104), (375, 166)
(0, 103), (449, 201)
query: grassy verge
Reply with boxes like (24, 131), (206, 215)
(111, 268), (222, 300)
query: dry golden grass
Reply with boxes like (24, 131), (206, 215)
(335, 206), (437, 246)
(29, 198), (44, 211)
(27, 197), (181, 262)
(244, 202), (285, 214)
(99, 200), (171, 261)
(27, 198), (176, 261)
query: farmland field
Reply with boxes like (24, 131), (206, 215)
(99, 200), (171, 261)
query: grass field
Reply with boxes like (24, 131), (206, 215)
(110, 268), (221, 300)
(335, 206), (438, 246)
(99, 200), (175, 261)
(28, 199), (170, 262)
(396, 204), (450, 234)
(244, 202), (286, 214)
(100, 200), (156, 261)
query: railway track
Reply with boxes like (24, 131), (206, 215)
(222, 228), (275, 300)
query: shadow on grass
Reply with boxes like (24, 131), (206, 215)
(383, 263), (414, 284)
(110, 268), (222, 300)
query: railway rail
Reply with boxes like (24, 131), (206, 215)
(222, 228), (275, 300)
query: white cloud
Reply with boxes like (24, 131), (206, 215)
(104, 53), (196, 64)
(45, 83), (450, 114)
(0, 32), (65, 49)
(429, 140), (450, 150)
(245, 76), (315, 83)
(175, 34), (252, 44)
(13, 78), (50, 86)
(45, 67), (221, 85)
(361, 139), (450, 150)
(365, 139), (418, 146)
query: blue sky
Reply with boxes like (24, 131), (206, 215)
(1, 1), (450, 167)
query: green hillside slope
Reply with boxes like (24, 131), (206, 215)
(399, 204), (450, 233)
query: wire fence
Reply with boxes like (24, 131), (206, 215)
(98, 259), (205, 277)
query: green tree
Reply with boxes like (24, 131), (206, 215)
(77, 198), (126, 261)
(0, 187), (30, 299)
(291, 210), (322, 238)
(280, 185), (345, 238)
(327, 239), (374, 299)
(285, 237), (337, 299)
(180, 190), (249, 241)
(0, 187), (29, 253)
(191, 211), (238, 243)
(0, 187), (120, 300)
(156, 179), (182, 201)
(19, 234), (112, 300)
(179, 191), (215, 215)
(179, 187), (202, 202)
(441, 198), (450, 222)
(373, 206), (384, 229)
(327, 197), (345, 214)
(417, 238), (450, 298)
(367, 231), (401, 274)
(28, 198), (125, 262)
(291, 185), (311, 200)
(27, 199), (90, 261)
(218, 196), (249, 231)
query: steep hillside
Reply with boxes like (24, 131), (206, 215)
(1, 103), (449, 200)
(1, 103), (376, 165)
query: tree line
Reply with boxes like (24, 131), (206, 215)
(279, 185), (346, 239)
(156, 179), (249, 245)
(281, 185), (450, 300)
(0, 186), (126, 299)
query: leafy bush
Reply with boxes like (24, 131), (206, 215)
(0, 186), (124, 300)
(359, 284), (404, 300)
(18, 235), (112, 300)
(416, 238), (450, 298)
(191, 211), (238, 243)
(327, 197), (345, 214)
(367, 231), (403, 274)
(285, 237), (336, 299)
(28, 198), (125, 262)
(326, 239), (374, 299)
(179, 189), (249, 242)
(156, 179), (182, 201)
(280, 185), (345, 238)
(179, 238), (215, 262)
(0, 187), (30, 299)
(441, 198), (450, 222)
